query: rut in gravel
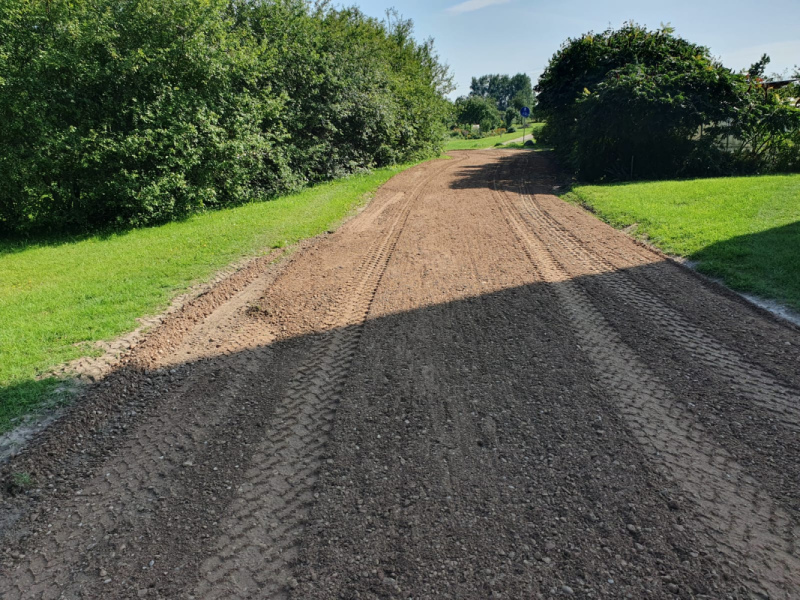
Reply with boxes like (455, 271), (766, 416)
(1, 150), (799, 600)
(191, 161), (440, 599)
(492, 157), (800, 599)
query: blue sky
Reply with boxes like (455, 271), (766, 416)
(343, 0), (800, 98)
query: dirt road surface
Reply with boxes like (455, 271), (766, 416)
(2, 150), (800, 599)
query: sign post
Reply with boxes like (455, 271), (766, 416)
(520, 106), (530, 146)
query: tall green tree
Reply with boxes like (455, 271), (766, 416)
(454, 96), (501, 131)
(470, 73), (532, 111)
(747, 54), (771, 80)
(504, 107), (517, 129)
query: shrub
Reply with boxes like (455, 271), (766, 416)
(773, 137), (800, 173)
(0, 0), (275, 232)
(536, 24), (742, 180)
(504, 107), (517, 129)
(0, 0), (453, 234)
(535, 23), (800, 181)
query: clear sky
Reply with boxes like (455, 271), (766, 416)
(341, 0), (800, 98)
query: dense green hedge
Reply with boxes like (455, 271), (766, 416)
(0, 0), (452, 234)
(535, 24), (800, 181)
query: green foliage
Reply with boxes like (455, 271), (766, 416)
(0, 0), (452, 234)
(470, 73), (532, 111)
(0, 0), (276, 232)
(448, 127), (484, 140)
(12, 472), (33, 489)
(450, 73), (533, 134)
(727, 80), (800, 173)
(6, 471), (34, 494)
(747, 54), (771, 80)
(453, 95), (501, 132)
(504, 107), (517, 129)
(536, 23), (800, 181)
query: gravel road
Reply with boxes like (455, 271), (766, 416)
(1, 150), (799, 599)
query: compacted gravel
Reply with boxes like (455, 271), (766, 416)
(1, 150), (799, 599)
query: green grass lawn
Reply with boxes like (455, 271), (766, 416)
(502, 138), (551, 151)
(566, 174), (800, 311)
(0, 163), (418, 433)
(444, 123), (545, 151)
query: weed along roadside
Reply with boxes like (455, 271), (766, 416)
(0, 163), (420, 435)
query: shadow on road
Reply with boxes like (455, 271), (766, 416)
(448, 149), (568, 195)
(2, 257), (800, 597)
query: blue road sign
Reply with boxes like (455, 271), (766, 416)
(520, 106), (530, 118)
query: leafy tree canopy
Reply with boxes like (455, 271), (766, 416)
(504, 107), (517, 129)
(453, 95), (501, 131)
(470, 73), (532, 111)
(747, 54), (771, 80)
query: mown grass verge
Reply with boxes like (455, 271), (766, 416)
(0, 162), (419, 433)
(566, 174), (800, 311)
(444, 123), (545, 151)
(502, 138), (551, 151)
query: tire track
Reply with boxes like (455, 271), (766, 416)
(0, 158), (460, 599)
(510, 156), (800, 433)
(490, 160), (800, 599)
(0, 357), (261, 599)
(0, 249), (296, 599)
(192, 157), (461, 599)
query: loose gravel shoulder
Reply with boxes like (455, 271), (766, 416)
(1, 150), (799, 599)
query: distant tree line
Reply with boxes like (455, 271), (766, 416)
(535, 23), (800, 181)
(450, 73), (534, 135)
(0, 0), (453, 234)
(470, 74), (534, 111)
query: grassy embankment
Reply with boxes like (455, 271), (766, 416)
(567, 174), (800, 311)
(0, 162), (419, 433)
(444, 123), (545, 151)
